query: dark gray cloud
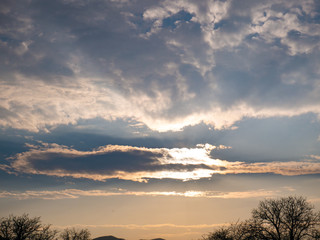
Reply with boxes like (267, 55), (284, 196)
(24, 148), (211, 174)
(3, 141), (320, 182)
(5, 143), (225, 181)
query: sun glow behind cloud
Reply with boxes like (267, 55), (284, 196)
(3, 142), (320, 182)
(6, 143), (227, 181)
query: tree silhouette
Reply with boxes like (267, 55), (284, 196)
(252, 196), (320, 240)
(0, 214), (93, 240)
(60, 228), (91, 240)
(0, 214), (57, 240)
(203, 196), (320, 240)
(34, 224), (58, 240)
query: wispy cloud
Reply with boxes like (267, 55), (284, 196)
(224, 161), (320, 176)
(306, 155), (320, 161)
(54, 223), (226, 230)
(0, 188), (279, 200)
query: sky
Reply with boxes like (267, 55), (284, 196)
(1, 0), (320, 239)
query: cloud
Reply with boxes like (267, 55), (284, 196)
(0, 188), (278, 200)
(5, 142), (226, 181)
(60, 223), (225, 230)
(224, 161), (320, 176)
(0, 164), (11, 172)
(306, 155), (320, 161)
(0, 0), (320, 133)
(3, 142), (320, 182)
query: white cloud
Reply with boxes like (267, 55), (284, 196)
(2, 74), (320, 133)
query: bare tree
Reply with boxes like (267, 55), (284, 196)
(202, 226), (233, 240)
(11, 214), (41, 240)
(202, 196), (320, 240)
(34, 224), (58, 240)
(202, 220), (263, 240)
(252, 196), (320, 240)
(0, 214), (57, 240)
(0, 216), (14, 240)
(60, 228), (91, 240)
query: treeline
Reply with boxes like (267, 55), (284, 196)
(1, 196), (320, 240)
(202, 196), (320, 240)
(0, 214), (90, 240)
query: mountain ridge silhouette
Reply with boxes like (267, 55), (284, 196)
(93, 236), (165, 240)
(93, 236), (125, 240)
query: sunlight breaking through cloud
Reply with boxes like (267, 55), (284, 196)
(3, 142), (320, 182)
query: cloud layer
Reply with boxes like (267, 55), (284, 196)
(0, 0), (320, 132)
(4, 142), (320, 182)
